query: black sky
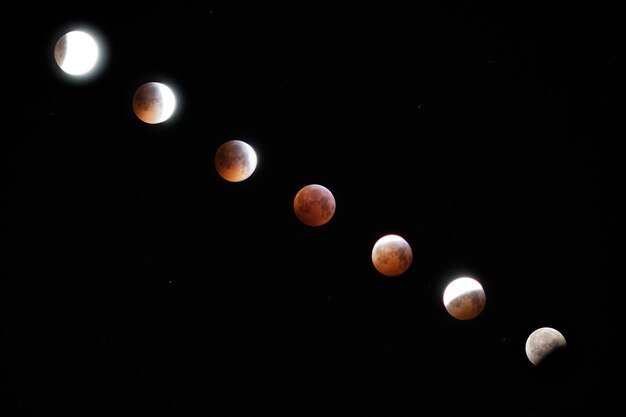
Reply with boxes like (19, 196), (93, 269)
(2, 3), (619, 416)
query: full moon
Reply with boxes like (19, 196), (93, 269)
(215, 140), (258, 182)
(525, 327), (567, 366)
(293, 184), (336, 226)
(371, 234), (413, 277)
(132, 82), (177, 124)
(443, 277), (486, 320)
(54, 30), (99, 76)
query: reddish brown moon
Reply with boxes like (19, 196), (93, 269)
(132, 82), (176, 124)
(293, 184), (336, 226)
(371, 234), (413, 277)
(215, 140), (258, 182)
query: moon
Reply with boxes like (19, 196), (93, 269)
(132, 82), (177, 124)
(215, 140), (258, 182)
(293, 184), (336, 226)
(443, 276), (486, 320)
(371, 234), (413, 277)
(525, 327), (567, 366)
(54, 30), (99, 76)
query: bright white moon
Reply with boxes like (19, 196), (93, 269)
(54, 30), (99, 76)
(443, 277), (483, 305)
(443, 276), (486, 320)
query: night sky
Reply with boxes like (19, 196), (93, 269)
(2, 3), (618, 416)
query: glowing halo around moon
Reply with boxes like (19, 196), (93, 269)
(443, 276), (486, 320)
(132, 82), (177, 124)
(54, 30), (100, 76)
(371, 234), (413, 277)
(293, 184), (336, 227)
(525, 327), (567, 366)
(215, 140), (258, 182)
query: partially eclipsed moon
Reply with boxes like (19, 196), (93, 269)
(525, 327), (567, 366)
(293, 184), (336, 226)
(215, 140), (258, 182)
(443, 277), (486, 320)
(54, 30), (99, 76)
(371, 234), (413, 277)
(132, 82), (176, 124)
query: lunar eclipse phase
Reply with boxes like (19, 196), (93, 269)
(525, 327), (568, 366)
(132, 81), (177, 124)
(371, 234), (413, 277)
(54, 30), (99, 76)
(442, 277), (486, 320)
(215, 140), (258, 182)
(27, 11), (608, 415)
(293, 184), (336, 227)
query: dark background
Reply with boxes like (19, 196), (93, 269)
(2, 3), (618, 416)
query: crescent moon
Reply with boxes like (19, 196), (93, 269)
(525, 327), (567, 366)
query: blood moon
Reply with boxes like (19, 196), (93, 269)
(215, 140), (258, 182)
(443, 276), (486, 320)
(293, 184), (336, 226)
(132, 82), (177, 124)
(371, 234), (413, 277)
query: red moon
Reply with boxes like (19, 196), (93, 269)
(293, 184), (336, 226)
(215, 140), (258, 182)
(371, 234), (413, 277)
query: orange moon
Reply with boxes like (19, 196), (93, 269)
(442, 276), (486, 320)
(293, 184), (336, 226)
(371, 234), (413, 277)
(132, 82), (176, 124)
(215, 140), (258, 182)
